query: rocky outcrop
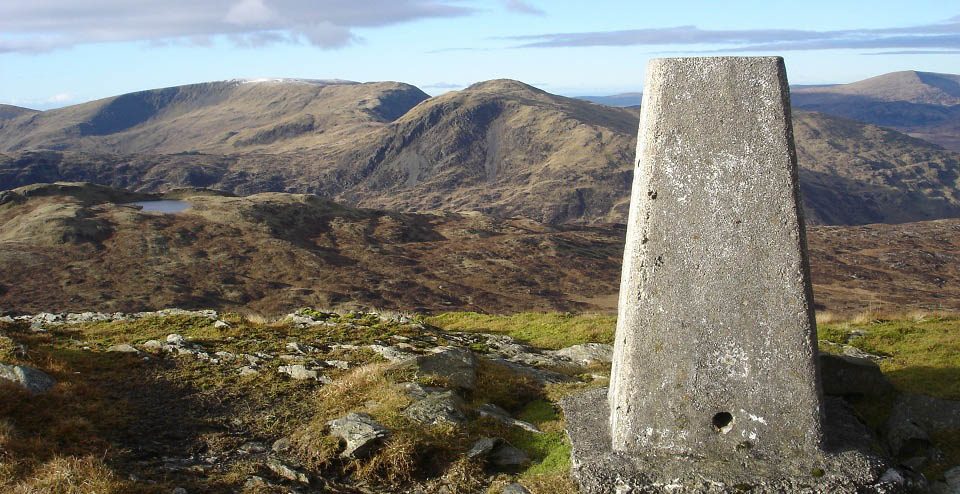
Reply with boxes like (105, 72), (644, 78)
(0, 362), (55, 393)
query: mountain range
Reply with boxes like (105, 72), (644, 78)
(1, 71), (959, 226)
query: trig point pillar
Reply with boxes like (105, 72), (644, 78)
(607, 56), (823, 459)
(561, 57), (896, 493)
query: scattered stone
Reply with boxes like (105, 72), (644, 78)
(396, 346), (478, 390)
(327, 412), (390, 458)
(502, 483), (532, 494)
(214, 351), (236, 360)
(369, 344), (414, 362)
(484, 356), (570, 385)
(818, 353), (895, 396)
(238, 441), (267, 454)
(402, 384), (468, 425)
(0, 363), (56, 394)
(166, 334), (187, 345)
(286, 342), (311, 354)
(266, 457), (310, 483)
(885, 417), (932, 458)
(477, 404), (541, 433)
(324, 360), (350, 370)
(239, 366), (259, 377)
(107, 343), (141, 354)
(272, 437), (292, 452)
(842, 345), (883, 360)
(547, 343), (613, 365)
(172, 488), (187, 494)
(490, 444), (529, 468)
(142, 340), (164, 351)
(213, 320), (230, 329)
(0, 315), (14, 323)
(466, 437), (499, 459)
(278, 364), (321, 381)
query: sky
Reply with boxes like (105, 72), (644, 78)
(1, 0), (958, 110)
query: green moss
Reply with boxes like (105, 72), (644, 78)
(426, 312), (615, 349)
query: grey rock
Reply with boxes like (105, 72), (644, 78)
(0, 315), (14, 323)
(818, 353), (895, 396)
(503, 483), (532, 494)
(142, 340), (164, 351)
(0, 363), (55, 393)
(214, 351), (236, 360)
(547, 343), (614, 365)
(484, 356), (570, 385)
(327, 412), (390, 458)
(107, 343), (140, 354)
(324, 360), (350, 370)
(278, 364), (320, 381)
(266, 457), (310, 483)
(272, 437), (292, 452)
(477, 404), (541, 433)
(286, 342), (310, 354)
(398, 346), (478, 390)
(213, 320), (230, 329)
(239, 366), (259, 376)
(402, 383), (468, 425)
(888, 393), (960, 434)
(238, 441), (267, 454)
(843, 345), (884, 360)
(369, 344), (414, 362)
(466, 437), (500, 459)
(885, 418), (931, 458)
(166, 333), (187, 345)
(490, 444), (529, 468)
(172, 488), (188, 494)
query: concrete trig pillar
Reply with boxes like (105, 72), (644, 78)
(607, 56), (824, 459)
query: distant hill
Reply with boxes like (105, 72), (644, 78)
(793, 70), (960, 152)
(0, 79), (429, 154)
(1, 77), (959, 226)
(0, 104), (38, 121)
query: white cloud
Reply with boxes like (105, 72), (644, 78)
(0, 0), (478, 53)
(225, 0), (277, 25)
(47, 93), (74, 103)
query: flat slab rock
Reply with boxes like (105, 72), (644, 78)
(561, 388), (902, 493)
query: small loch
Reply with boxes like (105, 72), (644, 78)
(132, 200), (192, 213)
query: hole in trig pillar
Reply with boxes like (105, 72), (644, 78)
(712, 412), (734, 434)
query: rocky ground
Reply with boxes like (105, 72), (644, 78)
(1, 309), (959, 493)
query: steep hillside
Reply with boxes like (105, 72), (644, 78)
(793, 71), (960, 151)
(330, 80), (639, 224)
(0, 79), (429, 154)
(0, 104), (38, 121)
(793, 110), (960, 225)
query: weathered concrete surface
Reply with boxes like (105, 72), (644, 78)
(608, 57), (824, 459)
(564, 388), (900, 493)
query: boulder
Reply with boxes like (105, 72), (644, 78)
(401, 383), (468, 425)
(327, 412), (390, 458)
(398, 346), (478, 390)
(107, 343), (141, 354)
(547, 343), (613, 365)
(503, 483), (532, 494)
(278, 364), (319, 381)
(818, 353), (895, 396)
(0, 363), (55, 393)
(266, 457), (310, 483)
(477, 404), (541, 433)
(466, 437), (500, 459)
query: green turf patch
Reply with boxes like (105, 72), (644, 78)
(426, 312), (615, 349)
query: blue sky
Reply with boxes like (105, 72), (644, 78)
(1, 0), (958, 109)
